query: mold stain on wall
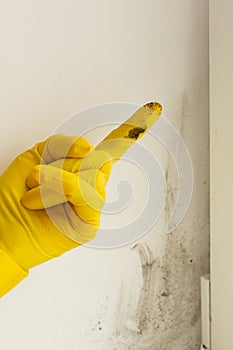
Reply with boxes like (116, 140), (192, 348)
(106, 73), (209, 349)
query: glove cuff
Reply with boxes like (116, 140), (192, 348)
(0, 248), (28, 298)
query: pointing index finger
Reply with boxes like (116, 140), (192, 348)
(95, 102), (162, 161)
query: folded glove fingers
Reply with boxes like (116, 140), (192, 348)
(22, 177), (104, 232)
(22, 165), (106, 210)
(48, 149), (113, 176)
(52, 202), (100, 244)
(21, 186), (67, 209)
(73, 200), (102, 227)
(26, 172), (40, 189)
(35, 134), (93, 164)
(22, 185), (103, 231)
(77, 169), (109, 196)
(25, 148), (112, 190)
(79, 149), (113, 176)
(26, 157), (84, 189)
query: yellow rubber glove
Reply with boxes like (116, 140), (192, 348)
(0, 134), (112, 297)
(0, 102), (162, 298)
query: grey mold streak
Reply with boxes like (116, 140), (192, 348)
(109, 232), (207, 349)
(106, 3), (209, 347)
(106, 79), (209, 349)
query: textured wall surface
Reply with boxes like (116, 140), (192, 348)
(0, 1), (209, 349)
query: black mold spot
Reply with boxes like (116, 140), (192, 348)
(128, 127), (146, 139)
(146, 102), (155, 109)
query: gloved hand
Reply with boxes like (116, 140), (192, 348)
(0, 134), (112, 297)
(0, 102), (162, 298)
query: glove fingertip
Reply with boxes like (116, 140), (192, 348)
(67, 137), (94, 158)
(21, 192), (41, 210)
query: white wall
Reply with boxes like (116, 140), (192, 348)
(210, 1), (233, 349)
(0, 1), (209, 349)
